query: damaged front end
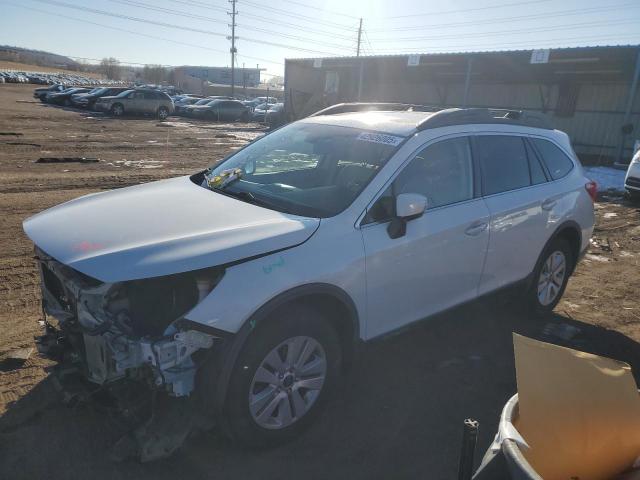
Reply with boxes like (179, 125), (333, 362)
(36, 247), (223, 396)
(34, 247), (225, 459)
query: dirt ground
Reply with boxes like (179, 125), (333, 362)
(1, 83), (639, 479)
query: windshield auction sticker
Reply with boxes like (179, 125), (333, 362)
(357, 132), (404, 146)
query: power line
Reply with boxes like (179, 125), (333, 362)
(369, 18), (639, 43)
(6, 2), (284, 66)
(27, 0), (341, 56)
(380, 0), (554, 20)
(369, 33), (640, 53)
(240, 0), (357, 30)
(108, 0), (353, 48)
(367, 1), (640, 32)
(166, 0), (355, 41)
(280, 0), (360, 20)
(109, 0), (227, 25)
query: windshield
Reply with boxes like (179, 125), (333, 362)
(204, 122), (403, 218)
(116, 89), (134, 98)
(194, 98), (212, 105)
(92, 88), (108, 95)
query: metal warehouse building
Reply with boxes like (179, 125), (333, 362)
(284, 45), (640, 164)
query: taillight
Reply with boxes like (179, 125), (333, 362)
(585, 180), (598, 202)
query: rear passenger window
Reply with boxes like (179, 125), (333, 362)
(531, 139), (574, 180)
(475, 136), (530, 195)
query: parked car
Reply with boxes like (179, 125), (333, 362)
(625, 149), (640, 200)
(33, 83), (66, 101)
(252, 102), (285, 126)
(46, 87), (92, 106)
(243, 96), (278, 110)
(188, 99), (249, 121)
(174, 96), (206, 114)
(71, 87), (130, 109)
(23, 104), (595, 453)
(95, 89), (174, 119)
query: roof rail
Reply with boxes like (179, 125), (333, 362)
(309, 102), (439, 117)
(417, 108), (553, 130)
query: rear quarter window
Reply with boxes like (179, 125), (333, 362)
(531, 138), (574, 180)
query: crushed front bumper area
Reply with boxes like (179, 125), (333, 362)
(34, 249), (226, 461)
(35, 248), (221, 397)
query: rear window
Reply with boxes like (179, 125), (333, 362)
(475, 136), (530, 195)
(531, 138), (574, 180)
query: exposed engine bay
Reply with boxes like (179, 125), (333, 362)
(35, 246), (223, 397)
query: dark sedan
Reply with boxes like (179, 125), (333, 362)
(187, 99), (249, 121)
(71, 87), (130, 109)
(33, 84), (66, 101)
(46, 87), (91, 106)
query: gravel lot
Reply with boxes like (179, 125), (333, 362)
(1, 83), (639, 479)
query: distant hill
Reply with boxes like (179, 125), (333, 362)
(0, 45), (81, 70)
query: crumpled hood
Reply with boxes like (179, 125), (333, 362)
(23, 176), (319, 282)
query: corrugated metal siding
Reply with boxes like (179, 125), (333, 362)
(285, 48), (640, 163)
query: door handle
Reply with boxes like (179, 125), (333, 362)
(465, 221), (488, 236)
(541, 198), (557, 211)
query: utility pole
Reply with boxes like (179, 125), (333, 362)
(242, 62), (246, 97)
(356, 18), (363, 57)
(228, 0), (237, 97)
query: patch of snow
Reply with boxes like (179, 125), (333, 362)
(584, 166), (626, 192)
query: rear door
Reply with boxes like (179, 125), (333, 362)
(143, 91), (159, 113)
(361, 135), (491, 338)
(126, 91), (144, 112)
(474, 134), (553, 295)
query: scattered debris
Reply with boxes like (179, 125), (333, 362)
(36, 157), (99, 164)
(0, 131), (23, 136)
(0, 347), (34, 371)
(603, 212), (619, 218)
(4, 142), (41, 147)
(585, 253), (610, 262)
(541, 322), (581, 341)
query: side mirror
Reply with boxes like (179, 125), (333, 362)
(387, 193), (427, 239)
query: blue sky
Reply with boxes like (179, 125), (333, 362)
(1, 0), (639, 77)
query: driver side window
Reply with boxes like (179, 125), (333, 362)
(364, 137), (474, 224)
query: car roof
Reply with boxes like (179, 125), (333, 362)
(301, 104), (554, 135)
(299, 110), (433, 136)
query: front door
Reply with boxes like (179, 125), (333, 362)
(361, 136), (490, 339)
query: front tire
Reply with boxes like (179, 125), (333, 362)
(528, 238), (574, 314)
(626, 189), (640, 203)
(221, 305), (341, 447)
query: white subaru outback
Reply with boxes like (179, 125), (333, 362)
(24, 104), (596, 451)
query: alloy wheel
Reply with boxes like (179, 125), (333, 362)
(537, 250), (566, 306)
(249, 336), (326, 430)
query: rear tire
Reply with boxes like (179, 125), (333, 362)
(527, 237), (574, 315)
(110, 103), (124, 117)
(220, 305), (341, 448)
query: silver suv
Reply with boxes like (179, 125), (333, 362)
(95, 89), (174, 119)
(24, 103), (596, 456)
